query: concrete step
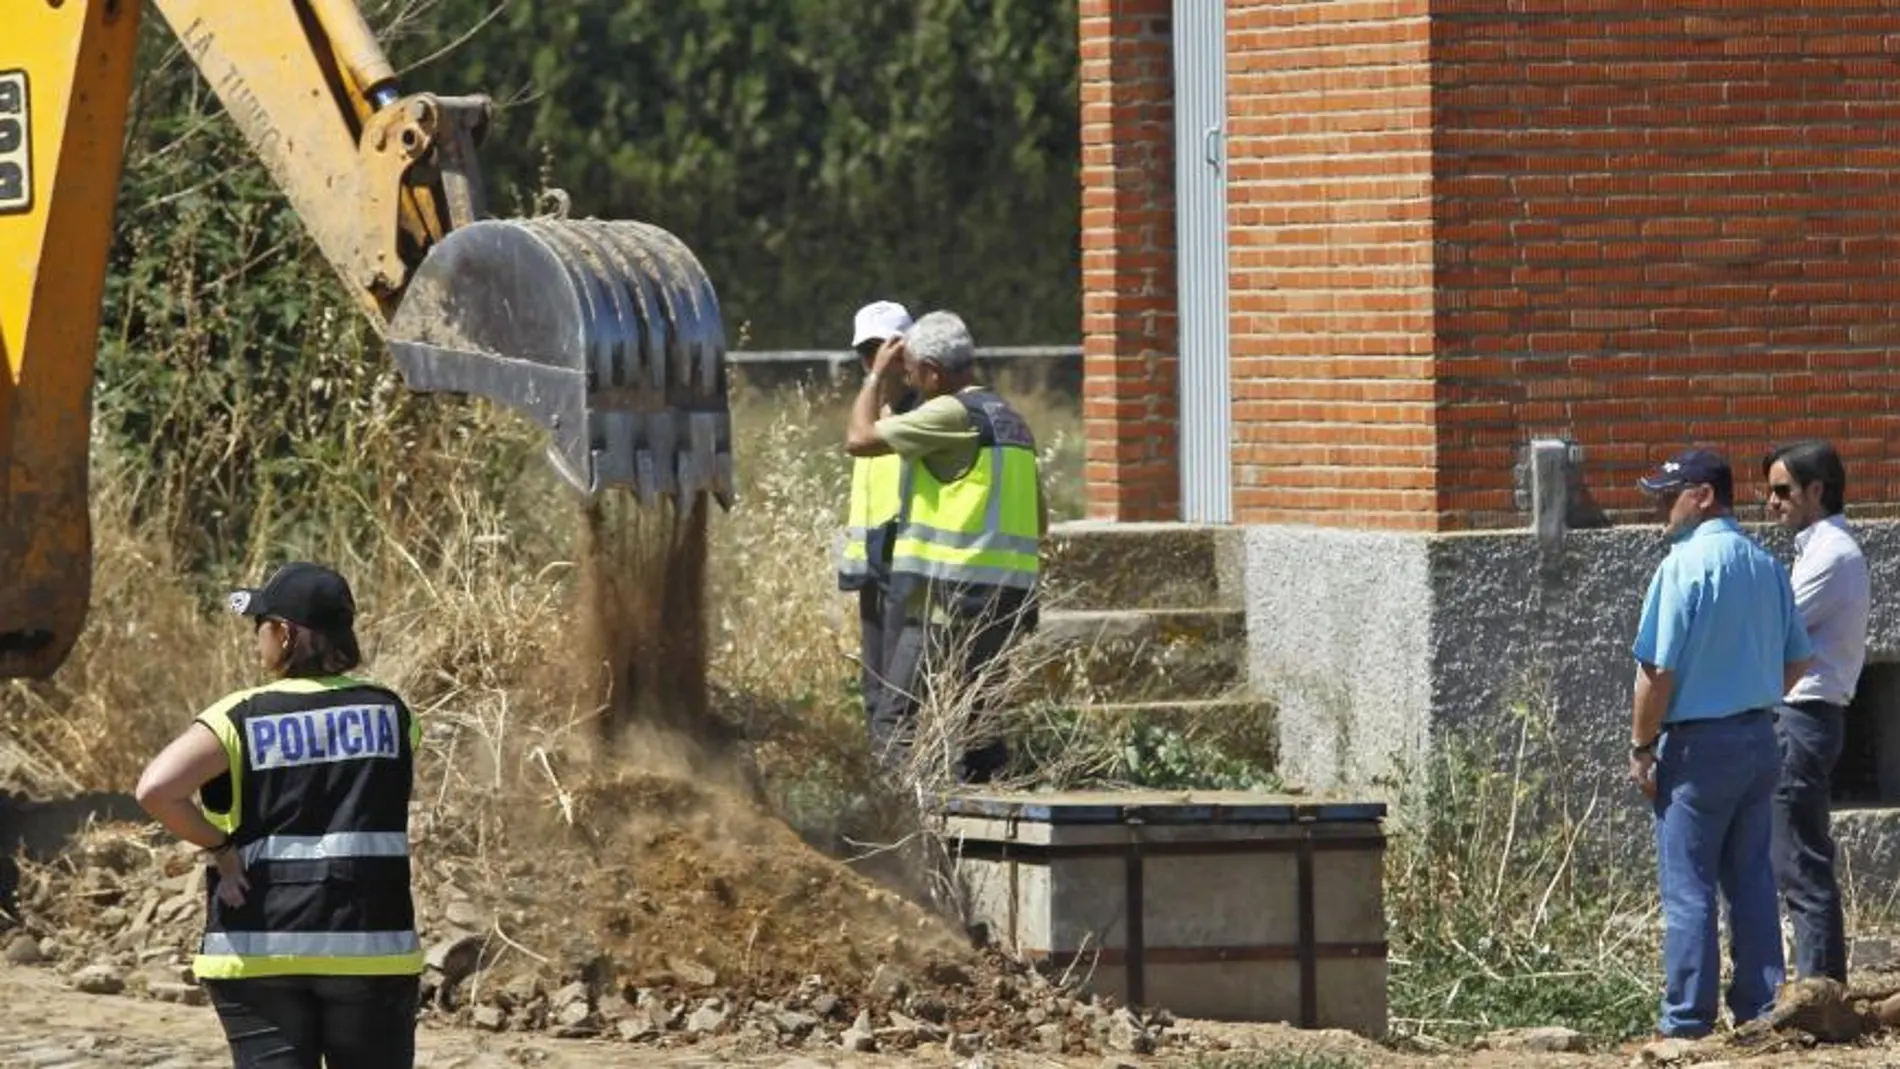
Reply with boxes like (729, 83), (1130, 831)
(1022, 607), (1244, 704)
(1041, 521), (1242, 612)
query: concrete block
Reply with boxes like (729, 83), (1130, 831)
(1522, 438), (1574, 550)
(1835, 807), (1900, 895)
(1240, 527), (1434, 789)
(940, 790), (1388, 1037)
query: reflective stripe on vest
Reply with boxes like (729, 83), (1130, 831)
(239, 831), (410, 866)
(202, 930), (421, 957)
(838, 452), (905, 589)
(890, 391), (1040, 593)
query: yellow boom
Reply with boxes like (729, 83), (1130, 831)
(0, 1), (733, 679)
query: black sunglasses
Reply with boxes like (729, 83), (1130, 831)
(1768, 482), (1796, 500)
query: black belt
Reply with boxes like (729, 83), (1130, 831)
(1666, 707), (1771, 732)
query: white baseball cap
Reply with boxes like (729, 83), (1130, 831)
(851, 300), (913, 348)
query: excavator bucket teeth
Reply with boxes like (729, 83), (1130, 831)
(384, 218), (733, 508)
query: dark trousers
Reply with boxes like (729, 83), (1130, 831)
(869, 601), (1030, 784)
(1773, 700), (1848, 983)
(857, 581), (904, 732)
(205, 975), (420, 1068)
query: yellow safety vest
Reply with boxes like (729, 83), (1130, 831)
(192, 675), (424, 980)
(890, 389), (1041, 607)
(838, 452), (906, 591)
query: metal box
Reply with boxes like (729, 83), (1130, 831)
(939, 790), (1388, 1036)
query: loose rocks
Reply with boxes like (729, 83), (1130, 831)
(1477, 1026), (1589, 1053)
(73, 964), (125, 995)
(6, 935), (45, 966)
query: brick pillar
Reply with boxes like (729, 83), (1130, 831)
(1225, 0), (1437, 529)
(1080, 0), (1179, 521)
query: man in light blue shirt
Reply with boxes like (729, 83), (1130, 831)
(1630, 448), (1813, 1040)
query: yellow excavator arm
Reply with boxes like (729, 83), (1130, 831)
(1, 0), (733, 679)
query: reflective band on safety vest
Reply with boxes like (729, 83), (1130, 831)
(238, 831), (410, 866)
(201, 931), (422, 958)
(838, 451), (905, 590)
(191, 675), (423, 980)
(890, 389), (1040, 595)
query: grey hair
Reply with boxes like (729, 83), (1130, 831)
(905, 311), (975, 373)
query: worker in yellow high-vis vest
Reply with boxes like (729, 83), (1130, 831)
(843, 310), (1046, 784)
(837, 300), (917, 738)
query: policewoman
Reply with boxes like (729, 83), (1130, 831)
(135, 562), (423, 1068)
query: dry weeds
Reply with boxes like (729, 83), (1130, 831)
(0, 379), (1093, 1014)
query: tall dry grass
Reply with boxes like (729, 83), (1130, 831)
(0, 369), (1086, 845)
(1, 350), (1729, 1043)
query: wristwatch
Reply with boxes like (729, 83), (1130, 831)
(1630, 738), (1657, 759)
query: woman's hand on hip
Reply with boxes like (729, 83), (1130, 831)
(213, 848), (250, 908)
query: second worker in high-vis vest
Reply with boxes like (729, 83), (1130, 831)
(844, 310), (1047, 784)
(837, 300), (917, 740)
(135, 562), (423, 1068)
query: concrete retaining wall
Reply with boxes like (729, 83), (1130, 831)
(1244, 519), (1900, 870)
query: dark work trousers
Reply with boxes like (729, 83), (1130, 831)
(1772, 699), (1848, 983)
(857, 579), (905, 738)
(869, 596), (1034, 785)
(205, 975), (420, 1068)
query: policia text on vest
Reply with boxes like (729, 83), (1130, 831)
(194, 676), (424, 979)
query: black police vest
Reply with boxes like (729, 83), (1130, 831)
(193, 675), (422, 978)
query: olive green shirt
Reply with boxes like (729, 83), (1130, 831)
(873, 391), (980, 483)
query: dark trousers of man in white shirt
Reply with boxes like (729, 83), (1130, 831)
(1773, 699), (1848, 983)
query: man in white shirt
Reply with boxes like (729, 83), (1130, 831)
(1764, 439), (1871, 984)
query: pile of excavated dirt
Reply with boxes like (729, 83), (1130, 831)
(2, 812), (1224, 1058)
(419, 767), (975, 995)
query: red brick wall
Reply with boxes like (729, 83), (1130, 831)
(1225, 0), (1438, 529)
(1080, 0), (1180, 521)
(1435, 3), (1900, 528)
(1085, 2), (1900, 529)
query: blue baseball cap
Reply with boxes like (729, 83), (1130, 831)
(1638, 449), (1733, 500)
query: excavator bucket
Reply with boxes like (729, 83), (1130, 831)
(384, 217), (733, 508)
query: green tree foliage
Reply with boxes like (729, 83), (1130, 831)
(385, 0), (1081, 347)
(92, 1), (1079, 567)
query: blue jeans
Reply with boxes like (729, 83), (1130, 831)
(1773, 701), (1847, 982)
(1653, 709), (1785, 1038)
